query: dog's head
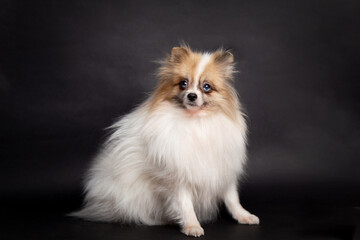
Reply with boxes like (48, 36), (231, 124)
(152, 44), (239, 119)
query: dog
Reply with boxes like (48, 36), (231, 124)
(71, 45), (259, 237)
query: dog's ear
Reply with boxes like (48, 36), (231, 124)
(169, 47), (189, 63)
(214, 50), (234, 64)
(214, 49), (236, 80)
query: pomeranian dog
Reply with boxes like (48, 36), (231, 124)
(71, 45), (259, 237)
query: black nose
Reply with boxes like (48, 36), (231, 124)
(187, 93), (197, 102)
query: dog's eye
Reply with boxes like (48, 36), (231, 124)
(179, 80), (188, 90)
(203, 83), (211, 93)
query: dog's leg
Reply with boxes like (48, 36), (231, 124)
(174, 188), (204, 237)
(223, 184), (260, 225)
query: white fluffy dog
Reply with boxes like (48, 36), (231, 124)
(71, 45), (259, 237)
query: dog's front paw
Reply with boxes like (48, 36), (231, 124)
(236, 214), (260, 225)
(181, 225), (204, 237)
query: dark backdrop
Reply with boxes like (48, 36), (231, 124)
(1, 0), (359, 206)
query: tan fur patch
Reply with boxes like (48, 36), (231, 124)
(149, 46), (240, 121)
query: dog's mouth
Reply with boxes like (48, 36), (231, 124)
(184, 100), (201, 109)
(186, 102), (198, 107)
(184, 101), (208, 113)
(173, 96), (207, 112)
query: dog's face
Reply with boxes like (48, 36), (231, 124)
(153, 45), (239, 119)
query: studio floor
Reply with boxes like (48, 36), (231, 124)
(2, 192), (359, 240)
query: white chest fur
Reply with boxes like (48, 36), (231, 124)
(141, 102), (247, 190)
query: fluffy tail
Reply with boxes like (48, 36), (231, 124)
(68, 204), (166, 225)
(67, 205), (114, 222)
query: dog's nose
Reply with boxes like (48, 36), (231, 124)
(187, 93), (197, 102)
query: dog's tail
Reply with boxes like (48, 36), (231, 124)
(67, 204), (113, 222)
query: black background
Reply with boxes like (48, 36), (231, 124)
(1, 0), (359, 239)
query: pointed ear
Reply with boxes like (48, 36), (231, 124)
(169, 47), (189, 63)
(213, 50), (235, 80)
(214, 50), (234, 64)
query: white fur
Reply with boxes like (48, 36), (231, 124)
(194, 53), (211, 81)
(184, 53), (211, 109)
(71, 54), (259, 236)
